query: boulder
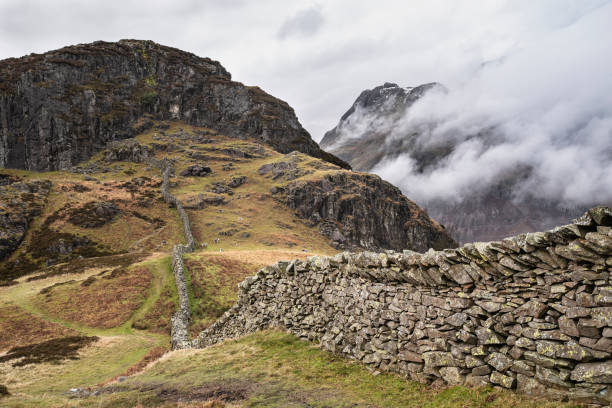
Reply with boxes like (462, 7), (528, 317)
(228, 176), (247, 188)
(180, 164), (212, 177)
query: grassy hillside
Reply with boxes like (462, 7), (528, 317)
(0, 121), (342, 405)
(0, 121), (340, 281)
(0, 249), (319, 406)
(0, 327), (583, 407)
(0, 121), (579, 407)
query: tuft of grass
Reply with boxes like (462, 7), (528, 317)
(101, 345), (169, 385)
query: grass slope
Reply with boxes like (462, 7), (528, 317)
(1, 330), (584, 407)
(0, 249), (328, 407)
(35, 266), (153, 329)
(0, 121), (338, 278)
(0, 121), (580, 407)
(0, 255), (171, 406)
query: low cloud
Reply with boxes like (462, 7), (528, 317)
(277, 7), (324, 39)
(349, 3), (612, 208)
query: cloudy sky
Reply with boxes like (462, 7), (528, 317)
(314, 0), (612, 207)
(2, 0), (610, 142)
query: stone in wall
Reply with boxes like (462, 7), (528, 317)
(194, 207), (612, 405)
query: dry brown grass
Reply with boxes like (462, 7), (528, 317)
(132, 402), (227, 408)
(196, 249), (313, 268)
(47, 178), (183, 254)
(35, 267), (153, 329)
(0, 305), (78, 351)
(101, 345), (169, 385)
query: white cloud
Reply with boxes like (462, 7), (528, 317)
(366, 1), (612, 207)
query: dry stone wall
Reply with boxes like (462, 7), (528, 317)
(158, 159), (195, 349)
(161, 162), (195, 251)
(195, 207), (612, 404)
(169, 244), (192, 349)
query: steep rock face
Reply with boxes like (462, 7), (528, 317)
(320, 82), (441, 171)
(280, 171), (456, 252)
(0, 175), (52, 261)
(0, 39), (348, 171)
(321, 82), (590, 244)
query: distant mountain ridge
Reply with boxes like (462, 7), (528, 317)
(321, 82), (591, 244)
(321, 82), (443, 171)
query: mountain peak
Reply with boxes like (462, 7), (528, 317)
(321, 81), (441, 152)
(0, 40), (349, 171)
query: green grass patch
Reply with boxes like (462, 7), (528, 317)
(0, 333), (159, 407)
(184, 255), (260, 335)
(59, 329), (582, 408)
(132, 256), (179, 335)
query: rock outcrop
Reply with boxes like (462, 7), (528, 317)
(0, 175), (51, 261)
(0, 40), (349, 171)
(103, 139), (152, 163)
(179, 164), (212, 177)
(196, 207), (612, 405)
(66, 201), (119, 228)
(277, 171), (456, 252)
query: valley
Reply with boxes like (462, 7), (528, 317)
(0, 119), (458, 406)
(0, 39), (610, 407)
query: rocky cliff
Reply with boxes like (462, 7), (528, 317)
(0, 40), (348, 171)
(321, 82), (441, 171)
(320, 82), (592, 244)
(278, 171), (456, 252)
(0, 175), (51, 261)
(257, 150), (456, 252)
